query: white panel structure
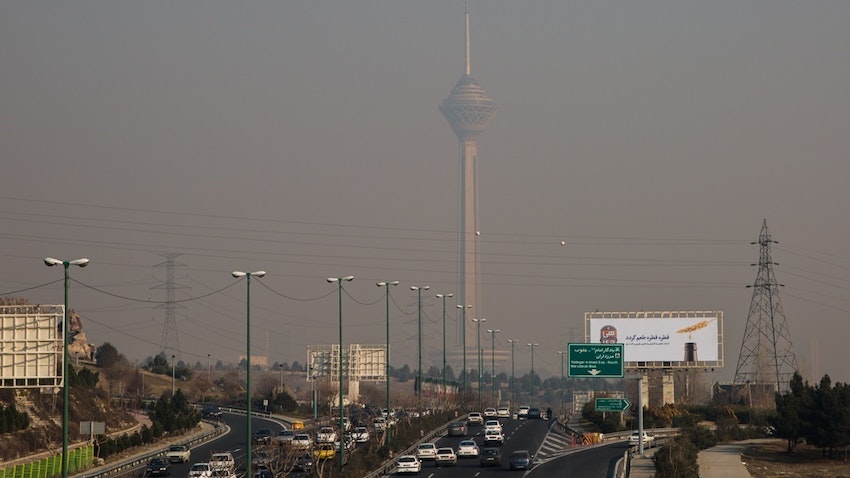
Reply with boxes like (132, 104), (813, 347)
(306, 344), (387, 383)
(585, 311), (724, 369)
(0, 305), (64, 389)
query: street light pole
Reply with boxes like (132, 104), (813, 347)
(506, 339), (518, 409)
(487, 329), (500, 406)
(456, 304), (471, 394)
(377, 280), (398, 445)
(171, 355), (176, 396)
(410, 285), (429, 405)
(436, 293), (453, 400)
(558, 351), (566, 417)
(44, 257), (88, 478)
(232, 270), (266, 478)
(328, 275), (353, 467)
(207, 354), (211, 382)
(528, 343), (538, 408)
(472, 318), (485, 408)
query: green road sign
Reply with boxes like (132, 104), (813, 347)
(595, 397), (631, 412)
(568, 343), (624, 378)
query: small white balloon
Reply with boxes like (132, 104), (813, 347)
(561, 241), (566, 246)
(475, 231), (480, 236)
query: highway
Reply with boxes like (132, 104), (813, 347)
(395, 417), (551, 478)
(526, 441), (629, 478)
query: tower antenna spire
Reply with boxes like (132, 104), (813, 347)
(465, 1), (471, 76)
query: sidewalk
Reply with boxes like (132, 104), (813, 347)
(629, 441), (753, 478)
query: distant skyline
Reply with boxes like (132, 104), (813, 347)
(2, 1), (850, 385)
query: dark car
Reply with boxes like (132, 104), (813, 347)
(252, 466), (273, 478)
(527, 407), (542, 419)
(252, 428), (274, 443)
(480, 447), (502, 467)
(292, 453), (314, 472)
(509, 450), (533, 470)
(447, 421), (467, 437)
(201, 404), (222, 419)
(146, 457), (171, 476)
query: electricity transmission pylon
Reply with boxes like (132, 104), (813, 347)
(733, 219), (798, 393)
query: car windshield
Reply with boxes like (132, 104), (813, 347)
(483, 449), (498, 456)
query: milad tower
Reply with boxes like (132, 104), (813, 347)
(440, 6), (496, 374)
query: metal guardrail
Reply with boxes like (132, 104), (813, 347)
(73, 421), (229, 478)
(361, 416), (459, 478)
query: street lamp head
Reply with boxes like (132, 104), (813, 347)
(44, 257), (88, 267)
(252, 271), (266, 278)
(377, 281), (399, 287)
(410, 285), (430, 291)
(327, 276), (354, 283)
(436, 293), (453, 298)
(343, 275), (354, 281)
(457, 304), (471, 309)
(233, 271), (247, 278)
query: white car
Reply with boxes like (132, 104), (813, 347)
(467, 412), (484, 425)
(209, 453), (235, 471)
(484, 429), (504, 446)
(416, 442), (437, 460)
(434, 447), (457, 467)
(291, 433), (312, 449)
(317, 426), (337, 443)
(165, 445), (191, 463)
(396, 455), (421, 474)
(484, 420), (503, 433)
(352, 426), (370, 443)
(457, 439), (480, 458)
(188, 463), (212, 478)
(483, 407), (497, 417)
(629, 431), (655, 446)
(497, 406), (510, 418)
(517, 405), (530, 418)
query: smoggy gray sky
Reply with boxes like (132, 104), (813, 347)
(2, 1), (849, 384)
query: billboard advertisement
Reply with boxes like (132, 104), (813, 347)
(585, 311), (723, 369)
(1, 305), (64, 389)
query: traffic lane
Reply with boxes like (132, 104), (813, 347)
(526, 442), (630, 478)
(411, 418), (551, 477)
(220, 413), (287, 471)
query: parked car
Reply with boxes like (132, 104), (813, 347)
(447, 421), (467, 436)
(187, 463), (212, 478)
(509, 450), (534, 470)
(165, 445), (191, 463)
(483, 407), (497, 417)
(209, 453), (235, 471)
(416, 443), (437, 460)
(629, 431), (655, 446)
(497, 406), (510, 418)
(483, 429), (504, 446)
(396, 455), (422, 474)
(517, 405), (530, 419)
(480, 447), (502, 467)
(457, 439), (480, 458)
(145, 457), (171, 476)
(352, 426), (370, 443)
(527, 407), (542, 419)
(434, 447), (457, 467)
(467, 412), (484, 425)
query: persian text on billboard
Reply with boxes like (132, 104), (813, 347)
(588, 316), (719, 362)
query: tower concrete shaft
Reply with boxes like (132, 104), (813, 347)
(734, 220), (798, 392)
(440, 7), (495, 357)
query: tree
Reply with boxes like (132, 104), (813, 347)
(96, 342), (123, 369)
(774, 372), (810, 453)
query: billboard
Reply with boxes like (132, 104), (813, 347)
(0, 305), (64, 389)
(585, 311), (723, 369)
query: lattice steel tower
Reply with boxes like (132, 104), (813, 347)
(152, 254), (189, 359)
(734, 220), (798, 392)
(440, 5), (496, 354)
